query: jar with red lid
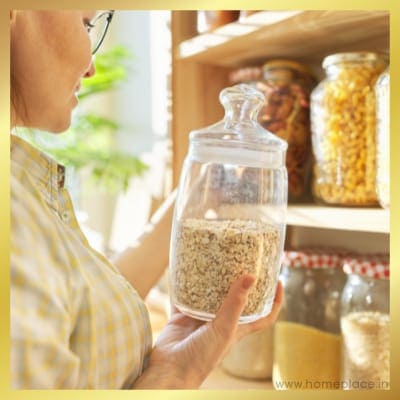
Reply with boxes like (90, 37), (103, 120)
(341, 255), (390, 389)
(273, 249), (347, 389)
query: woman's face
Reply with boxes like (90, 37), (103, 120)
(10, 10), (96, 132)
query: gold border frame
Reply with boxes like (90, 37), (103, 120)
(1, 1), (398, 398)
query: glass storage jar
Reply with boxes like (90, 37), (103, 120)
(260, 60), (315, 202)
(375, 67), (390, 209)
(273, 249), (347, 390)
(169, 84), (288, 323)
(221, 324), (273, 379)
(310, 52), (387, 206)
(231, 61), (315, 202)
(197, 10), (240, 33)
(341, 255), (390, 390)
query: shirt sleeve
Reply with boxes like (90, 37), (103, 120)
(11, 178), (80, 389)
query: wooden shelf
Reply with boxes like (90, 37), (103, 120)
(287, 204), (389, 233)
(172, 11), (390, 253)
(176, 10), (389, 67)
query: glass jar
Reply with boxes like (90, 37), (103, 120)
(221, 325), (273, 379)
(273, 249), (347, 390)
(239, 10), (260, 20)
(230, 60), (315, 202)
(341, 255), (390, 390)
(375, 67), (390, 209)
(197, 11), (240, 33)
(311, 52), (387, 206)
(169, 84), (288, 323)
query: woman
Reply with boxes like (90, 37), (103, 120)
(10, 10), (283, 389)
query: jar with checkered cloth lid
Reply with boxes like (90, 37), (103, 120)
(273, 248), (348, 389)
(341, 254), (390, 389)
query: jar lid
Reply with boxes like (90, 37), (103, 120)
(189, 84), (288, 168)
(229, 66), (263, 84)
(343, 254), (390, 279)
(322, 52), (387, 69)
(262, 59), (313, 77)
(283, 248), (347, 269)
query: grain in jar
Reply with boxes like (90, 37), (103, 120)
(274, 321), (341, 390)
(341, 255), (390, 390)
(172, 218), (281, 321)
(273, 249), (347, 389)
(310, 52), (387, 205)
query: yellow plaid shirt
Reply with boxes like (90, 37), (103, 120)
(10, 135), (152, 389)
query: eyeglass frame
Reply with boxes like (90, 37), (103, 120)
(87, 10), (115, 55)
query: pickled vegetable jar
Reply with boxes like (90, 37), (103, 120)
(311, 52), (387, 205)
(375, 67), (390, 209)
(273, 249), (347, 389)
(341, 255), (390, 389)
(169, 84), (288, 323)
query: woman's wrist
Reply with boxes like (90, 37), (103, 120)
(132, 360), (200, 389)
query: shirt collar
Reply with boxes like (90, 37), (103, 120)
(10, 134), (66, 209)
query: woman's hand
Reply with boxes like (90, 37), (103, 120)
(133, 274), (283, 389)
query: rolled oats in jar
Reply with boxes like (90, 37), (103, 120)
(173, 219), (281, 320)
(311, 52), (387, 206)
(341, 255), (390, 389)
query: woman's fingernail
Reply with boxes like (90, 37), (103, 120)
(242, 276), (255, 290)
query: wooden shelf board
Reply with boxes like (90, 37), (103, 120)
(287, 204), (389, 233)
(176, 10), (389, 67)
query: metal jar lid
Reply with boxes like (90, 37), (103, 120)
(322, 52), (387, 69)
(262, 59), (313, 77)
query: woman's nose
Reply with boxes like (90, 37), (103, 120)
(84, 59), (96, 78)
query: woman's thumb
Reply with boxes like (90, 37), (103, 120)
(212, 274), (256, 340)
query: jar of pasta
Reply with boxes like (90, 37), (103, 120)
(341, 255), (390, 390)
(375, 67), (390, 209)
(310, 52), (387, 205)
(230, 60), (316, 202)
(273, 249), (347, 390)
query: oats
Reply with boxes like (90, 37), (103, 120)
(341, 311), (390, 385)
(171, 218), (281, 317)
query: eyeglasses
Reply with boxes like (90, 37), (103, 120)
(86, 10), (115, 55)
